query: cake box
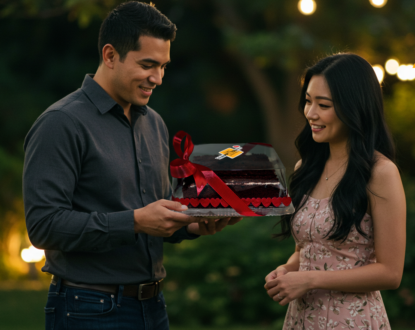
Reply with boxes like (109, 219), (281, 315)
(170, 131), (295, 217)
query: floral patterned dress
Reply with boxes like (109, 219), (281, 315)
(283, 196), (391, 330)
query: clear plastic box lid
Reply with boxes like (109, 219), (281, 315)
(188, 144), (285, 171)
(171, 142), (294, 217)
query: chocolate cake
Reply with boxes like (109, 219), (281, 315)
(174, 153), (288, 208)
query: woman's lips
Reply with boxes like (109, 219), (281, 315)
(311, 124), (326, 132)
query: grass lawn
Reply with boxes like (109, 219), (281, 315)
(0, 289), (275, 330)
(0, 289), (413, 330)
(0, 289), (46, 330)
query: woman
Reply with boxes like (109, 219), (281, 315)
(264, 53), (406, 330)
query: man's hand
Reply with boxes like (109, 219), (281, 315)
(186, 217), (242, 235)
(134, 199), (201, 237)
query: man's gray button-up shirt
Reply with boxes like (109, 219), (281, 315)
(23, 74), (197, 285)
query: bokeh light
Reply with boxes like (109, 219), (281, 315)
(298, 0), (316, 15)
(369, 0), (387, 8)
(372, 65), (385, 83)
(397, 65), (415, 81)
(21, 245), (45, 263)
(385, 59), (399, 75)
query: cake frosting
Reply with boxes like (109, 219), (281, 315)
(174, 153), (288, 208)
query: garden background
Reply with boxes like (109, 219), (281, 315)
(0, 0), (414, 329)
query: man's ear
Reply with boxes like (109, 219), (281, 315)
(101, 44), (118, 69)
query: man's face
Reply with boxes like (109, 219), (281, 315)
(111, 36), (171, 107)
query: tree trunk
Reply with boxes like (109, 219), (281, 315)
(213, 1), (303, 172)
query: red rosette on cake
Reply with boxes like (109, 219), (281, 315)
(170, 131), (295, 217)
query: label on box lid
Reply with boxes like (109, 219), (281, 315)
(215, 145), (244, 160)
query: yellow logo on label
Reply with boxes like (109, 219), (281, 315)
(216, 145), (243, 160)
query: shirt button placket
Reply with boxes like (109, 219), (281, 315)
(134, 133), (145, 205)
(149, 238), (155, 278)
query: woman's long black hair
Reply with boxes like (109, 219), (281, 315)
(276, 53), (395, 241)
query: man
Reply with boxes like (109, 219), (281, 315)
(23, 2), (240, 329)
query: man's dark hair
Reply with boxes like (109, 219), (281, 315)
(98, 1), (177, 63)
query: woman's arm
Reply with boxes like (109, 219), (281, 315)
(311, 158), (406, 291)
(281, 244), (301, 273)
(265, 158), (406, 305)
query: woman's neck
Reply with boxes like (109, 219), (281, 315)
(328, 139), (349, 163)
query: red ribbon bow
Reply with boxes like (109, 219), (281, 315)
(170, 131), (264, 217)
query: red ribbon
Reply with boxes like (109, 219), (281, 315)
(170, 131), (266, 217)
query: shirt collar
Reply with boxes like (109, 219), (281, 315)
(81, 74), (148, 116)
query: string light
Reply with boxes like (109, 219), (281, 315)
(298, 0), (316, 15)
(372, 65), (385, 83)
(397, 65), (415, 81)
(409, 67), (415, 80)
(369, 0), (387, 8)
(21, 245), (45, 263)
(396, 65), (407, 81)
(385, 59), (399, 75)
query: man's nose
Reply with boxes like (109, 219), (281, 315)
(149, 68), (163, 86)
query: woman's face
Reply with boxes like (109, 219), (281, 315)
(304, 75), (348, 144)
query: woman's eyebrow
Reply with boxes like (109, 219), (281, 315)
(316, 96), (333, 101)
(306, 92), (332, 102)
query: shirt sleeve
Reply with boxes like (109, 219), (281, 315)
(23, 110), (136, 253)
(163, 226), (200, 243)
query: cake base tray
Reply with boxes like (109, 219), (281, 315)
(180, 204), (295, 217)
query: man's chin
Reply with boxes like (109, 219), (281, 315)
(132, 97), (150, 107)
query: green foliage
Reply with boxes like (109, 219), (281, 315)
(384, 81), (415, 169)
(379, 177), (415, 324)
(163, 217), (292, 327)
(0, 0), (414, 327)
(0, 147), (23, 201)
(224, 25), (314, 70)
(0, 290), (46, 328)
(0, 0), (118, 27)
(217, 0), (415, 71)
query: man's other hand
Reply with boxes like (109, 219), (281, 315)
(186, 217), (243, 236)
(133, 200), (201, 237)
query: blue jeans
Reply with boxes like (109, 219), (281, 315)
(44, 278), (169, 330)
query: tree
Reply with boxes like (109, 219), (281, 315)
(1, 0), (415, 326)
(210, 0), (415, 169)
(4, 0), (415, 169)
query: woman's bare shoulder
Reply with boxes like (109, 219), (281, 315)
(294, 159), (302, 171)
(370, 151), (401, 196)
(372, 151), (399, 179)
